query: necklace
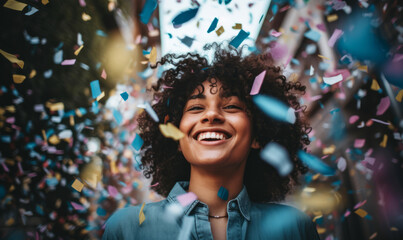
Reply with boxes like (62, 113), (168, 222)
(208, 214), (228, 219)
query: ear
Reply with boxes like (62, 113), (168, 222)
(251, 139), (261, 149)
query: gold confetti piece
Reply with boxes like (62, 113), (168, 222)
(354, 208), (368, 218)
(69, 115), (75, 126)
(369, 232), (377, 239)
(149, 47), (157, 65)
(49, 135), (60, 145)
(323, 144), (336, 155)
(5, 105), (16, 112)
(42, 0), (49, 5)
(216, 26), (224, 36)
(371, 79), (380, 91)
(318, 54), (330, 61)
(312, 173), (321, 180)
(380, 134), (388, 148)
(317, 227), (326, 234)
(159, 122), (185, 140)
(72, 179), (84, 192)
(139, 202), (146, 225)
(327, 14), (338, 22)
(390, 227), (398, 231)
(3, 0), (27, 11)
(29, 69), (36, 78)
(0, 49), (24, 68)
(232, 23), (242, 29)
(42, 129), (47, 142)
(46, 102), (64, 111)
(96, 91), (105, 101)
(82, 13), (91, 21)
(358, 64), (368, 72)
(396, 89), (403, 102)
(74, 45), (84, 56)
(12, 74), (25, 84)
(5, 218), (15, 226)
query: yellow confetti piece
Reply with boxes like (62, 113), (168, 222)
(3, 0), (27, 11)
(216, 26), (224, 36)
(371, 79), (380, 91)
(5, 218), (15, 226)
(159, 122), (185, 140)
(327, 14), (338, 22)
(396, 89), (403, 102)
(82, 13), (91, 21)
(29, 69), (36, 78)
(71, 179), (84, 192)
(74, 45), (84, 56)
(110, 160), (118, 174)
(317, 227), (326, 234)
(354, 208), (368, 218)
(149, 47), (157, 65)
(312, 173), (321, 180)
(323, 145), (336, 155)
(49, 135), (60, 145)
(12, 74), (25, 84)
(46, 102), (64, 111)
(380, 134), (388, 148)
(390, 227), (398, 231)
(318, 54), (330, 61)
(139, 202), (146, 225)
(5, 105), (16, 112)
(0, 49), (24, 68)
(232, 23), (242, 29)
(358, 64), (368, 72)
(42, 0), (49, 5)
(96, 91), (105, 101)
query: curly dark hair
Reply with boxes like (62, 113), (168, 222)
(137, 44), (311, 202)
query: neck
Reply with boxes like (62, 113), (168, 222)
(188, 163), (245, 216)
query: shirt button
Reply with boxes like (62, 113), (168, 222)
(230, 202), (237, 209)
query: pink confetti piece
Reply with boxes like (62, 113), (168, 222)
(354, 200), (367, 209)
(310, 95), (322, 101)
(150, 182), (159, 187)
(337, 157), (347, 172)
(61, 59), (76, 65)
(363, 157), (375, 165)
(376, 96), (390, 115)
(354, 139), (365, 148)
(370, 118), (390, 125)
(270, 42), (288, 61)
(71, 201), (85, 210)
(316, 23), (326, 32)
(107, 185), (119, 198)
(6, 117), (15, 124)
(270, 30), (282, 37)
(101, 69), (107, 79)
(344, 209), (351, 217)
(176, 192), (197, 207)
(18, 162), (24, 174)
(250, 70), (266, 95)
(1, 162), (9, 172)
(328, 29), (343, 47)
(349, 115), (359, 124)
(79, 0), (86, 7)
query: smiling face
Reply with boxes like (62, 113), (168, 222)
(179, 79), (254, 170)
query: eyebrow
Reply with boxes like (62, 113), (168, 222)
(188, 94), (206, 100)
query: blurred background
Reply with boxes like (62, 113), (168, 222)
(0, 0), (402, 239)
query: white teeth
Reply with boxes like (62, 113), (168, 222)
(197, 132), (227, 141)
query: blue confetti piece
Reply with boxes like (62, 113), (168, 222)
(54, 50), (63, 64)
(142, 49), (151, 55)
(96, 207), (107, 216)
(229, 29), (250, 48)
(78, 107), (87, 115)
(207, 17), (218, 33)
(291, 58), (300, 65)
(120, 92), (129, 101)
(172, 8), (199, 26)
(90, 80), (101, 99)
(297, 150), (336, 175)
(260, 142), (293, 176)
(113, 109), (123, 125)
(140, 0), (158, 24)
(92, 101), (99, 114)
(44, 69), (53, 78)
(178, 36), (195, 48)
(272, 4), (278, 15)
(145, 102), (159, 122)
(25, 6), (39, 16)
(304, 30), (321, 42)
(96, 30), (107, 37)
(166, 33), (173, 38)
(137, 67), (153, 80)
(252, 94), (296, 124)
(131, 133), (144, 151)
(217, 186), (228, 201)
(80, 63), (90, 70)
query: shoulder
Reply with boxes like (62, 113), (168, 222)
(249, 202), (320, 240)
(103, 200), (171, 240)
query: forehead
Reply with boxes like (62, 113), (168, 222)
(190, 79), (235, 98)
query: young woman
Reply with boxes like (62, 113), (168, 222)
(103, 45), (320, 240)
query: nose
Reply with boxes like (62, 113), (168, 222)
(201, 107), (224, 124)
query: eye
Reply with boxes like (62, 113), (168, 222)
(223, 105), (242, 110)
(187, 106), (204, 111)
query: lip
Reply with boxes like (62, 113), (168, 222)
(192, 128), (232, 140)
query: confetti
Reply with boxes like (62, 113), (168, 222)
(323, 74), (343, 85)
(3, 0), (27, 11)
(229, 29), (250, 48)
(149, 47), (157, 65)
(140, 0), (157, 24)
(376, 96), (390, 115)
(82, 13), (91, 21)
(61, 59), (76, 65)
(172, 8), (199, 26)
(120, 92), (129, 101)
(113, 109), (123, 125)
(304, 30), (321, 42)
(71, 179), (84, 192)
(260, 142), (293, 176)
(90, 80), (101, 99)
(207, 17), (218, 33)
(252, 94), (296, 124)
(337, 157), (347, 172)
(354, 208), (367, 218)
(101, 69), (107, 79)
(176, 192), (197, 207)
(270, 30), (282, 37)
(131, 133), (144, 151)
(71, 202), (85, 211)
(354, 139), (365, 148)
(328, 29), (343, 47)
(144, 102), (159, 122)
(250, 70), (266, 95)
(74, 45), (84, 56)
(0, 49), (24, 68)
(396, 89), (403, 102)
(217, 186), (228, 201)
(349, 115), (359, 124)
(158, 122), (184, 141)
(379, 134), (388, 148)
(232, 23), (242, 29)
(216, 26), (224, 36)
(297, 150), (335, 175)
(12, 74), (25, 84)
(107, 185), (119, 198)
(309, 65), (314, 76)
(139, 202), (146, 225)
(327, 14), (338, 22)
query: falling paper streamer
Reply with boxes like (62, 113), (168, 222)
(159, 123), (185, 140)
(337, 157), (347, 172)
(140, 0), (157, 24)
(0, 49), (24, 68)
(260, 142), (293, 176)
(139, 202), (146, 225)
(172, 8), (199, 26)
(90, 80), (101, 99)
(297, 150), (335, 175)
(376, 96), (390, 116)
(145, 102), (159, 122)
(229, 29), (250, 48)
(217, 186), (228, 201)
(176, 192), (197, 207)
(250, 70), (266, 95)
(131, 133), (144, 151)
(323, 74), (343, 85)
(12, 74), (25, 84)
(328, 29), (343, 47)
(207, 17), (218, 33)
(253, 94), (296, 124)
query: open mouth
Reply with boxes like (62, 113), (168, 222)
(193, 131), (232, 141)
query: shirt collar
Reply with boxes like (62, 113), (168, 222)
(167, 181), (251, 221)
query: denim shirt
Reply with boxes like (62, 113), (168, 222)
(103, 182), (320, 240)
